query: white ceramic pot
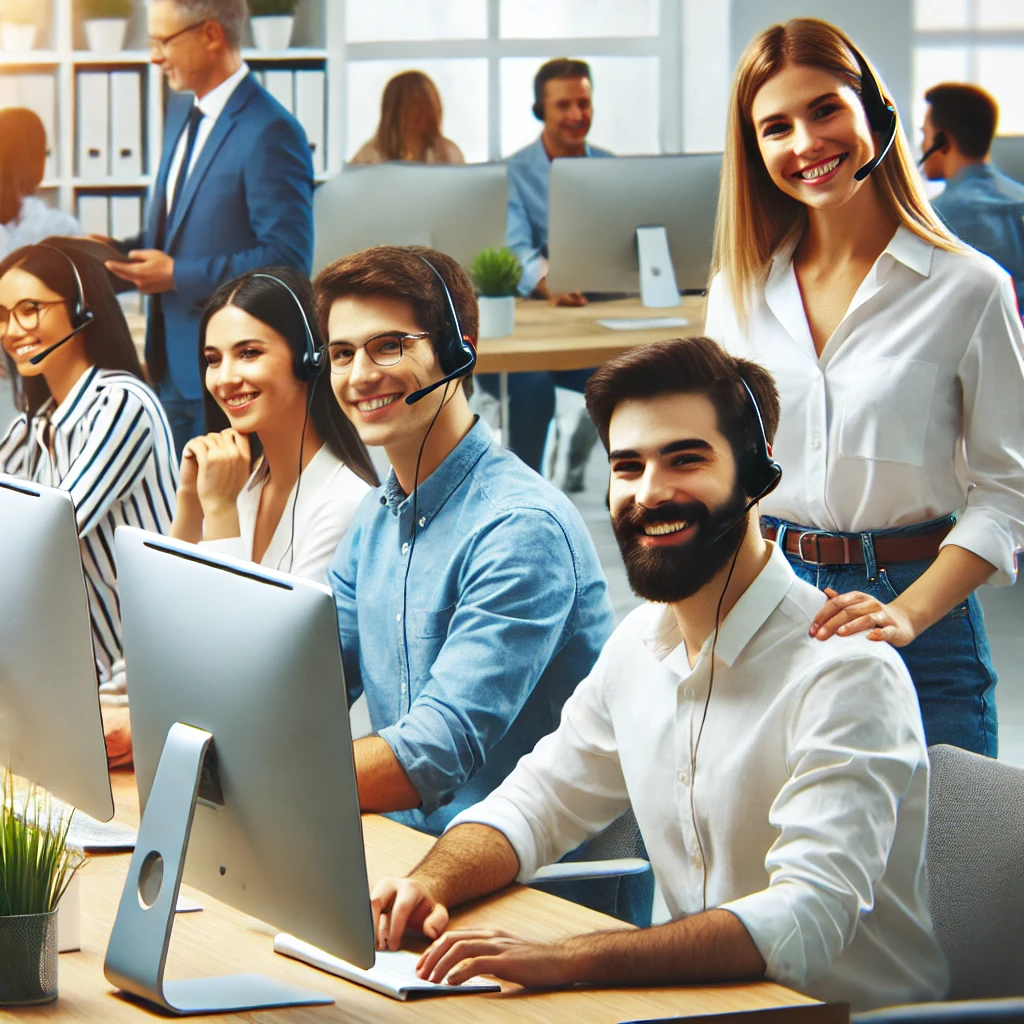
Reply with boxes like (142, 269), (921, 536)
(0, 22), (37, 52)
(84, 17), (128, 52)
(250, 15), (294, 51)
(478, 295), (516, 339)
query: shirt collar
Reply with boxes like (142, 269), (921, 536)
(196, 62), (249, 121)
(245, 442), (336, 493)
(44, 365), (101, 430)
(882, 225), (934, 279)
(382, 417), (492, 523)
(948, 162), (992, 185)
(533, 134), (600, 163)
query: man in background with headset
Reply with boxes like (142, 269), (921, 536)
(369, 337), (948, 1011)
(314, 246), (647, 917)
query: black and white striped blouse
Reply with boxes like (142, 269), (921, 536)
(0, 367), (179, 681)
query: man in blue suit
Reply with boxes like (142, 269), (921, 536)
(106, 0), (314, 456)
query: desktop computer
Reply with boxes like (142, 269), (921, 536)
(106, 528), (374, 1015)
(312, 161), (508, 274)
(991, 136), (1024, 185)
(547, 152), (722, 306)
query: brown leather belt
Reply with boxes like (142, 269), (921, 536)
(762, 523), (950, 566)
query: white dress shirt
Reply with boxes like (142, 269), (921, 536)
(200, 444), (371, 584)
(704, 227), (1024, 585)
(451, 542), (949, 1011)
(164, 63), (250, 218)
(0, 196), (81, 258)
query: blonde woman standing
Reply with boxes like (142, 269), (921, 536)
(705, 17), (1024, 755)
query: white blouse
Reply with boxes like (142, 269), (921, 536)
(200, 443), (371, 583)
(704, 226), (1024, 586)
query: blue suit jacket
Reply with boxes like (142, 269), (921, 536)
(133, 73), (314, 399)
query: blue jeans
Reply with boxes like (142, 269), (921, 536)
(157, 378), (206, 460)
(764, 515), (999, 757)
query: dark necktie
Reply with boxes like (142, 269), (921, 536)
(169, 103), (204, 218)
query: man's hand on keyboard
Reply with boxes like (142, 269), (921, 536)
(416, 928), (569, 988)
(371, 876), (450, 952)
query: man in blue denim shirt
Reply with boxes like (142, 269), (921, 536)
(316, 245), (614, 838)
(922, 83), (1024, 306)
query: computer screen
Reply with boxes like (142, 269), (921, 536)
(0, 475), (113, 822)
(547, 152), (722, 296)
(313, 162), (508, 274)
(991, 136), (1024, 186)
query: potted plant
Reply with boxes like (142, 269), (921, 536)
(81, 0), (133, 53)
(0, 0), (39, 52)
(0, 770), (85, 1007)
(470, 247), (521, 339)
(248, 0), (299, 52)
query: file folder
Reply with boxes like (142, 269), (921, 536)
(110, 71), (143, 178)
(77, 194), (110, 236)
(19, 74), (58, 182)
(263, 69), (294, 114)
(295, 69), (326, 174)
(77, 72), (110, 179)
(110, 194), (142, 240)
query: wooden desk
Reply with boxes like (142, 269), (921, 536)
(16, 771), (845, 1024)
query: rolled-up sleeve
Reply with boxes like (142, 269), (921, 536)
(941, 274), (1024, 585)
(377, 509), (582, 817)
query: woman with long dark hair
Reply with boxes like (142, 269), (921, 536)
(705, 18), (1024, 755)
(170, 267), (378, 581)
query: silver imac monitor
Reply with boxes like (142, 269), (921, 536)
(0, 475), (113, 822)
(547, 152), (722, 306)
(991, 136), (1024, 185)
(312, 161), (508, 274)
(105, 528), (373, 1016)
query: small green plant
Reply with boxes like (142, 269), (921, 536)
(81, 0), (133, 18)
(469, 247), (522, 298)
(248, 0), (300, 15)
(0, 0), (37, 25)
(0, 769), (85, 917)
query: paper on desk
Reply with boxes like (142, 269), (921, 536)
(274, 933), (501, 1000)
(597, 316), (690, 331)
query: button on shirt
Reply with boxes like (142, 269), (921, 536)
(505, 136), (614, 296)
(704, 226), (1024, 585)
(932, 163), (1024, 306)
(329, 418), (614, 836)
(451, 542), (949, 1011)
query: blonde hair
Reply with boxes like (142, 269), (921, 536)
(374, 71), (444, 163)
(711, 18), (962, 324)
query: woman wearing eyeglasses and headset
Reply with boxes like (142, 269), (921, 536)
(0, 239), (178, 765)
(703, 17), (1024, 756)
(169, 267), (378, 582)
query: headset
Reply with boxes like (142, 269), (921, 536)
(919, 130), (948, 167)
(849, 44), (898, 182)
(404, 256), (476, 405)
(27, 244), (96, 366)
(250, 272), (324, 381)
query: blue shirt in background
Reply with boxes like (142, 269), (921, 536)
(505, 135), (614, 296)
(329, 418), (615, 837)
(932, 162), (1024, 306)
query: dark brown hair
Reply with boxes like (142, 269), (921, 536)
(925, 82), (999, 160)
(374, 71), (444, 162)
(584, 336), (780, 467)
(533, 58), (592, 118)
(0, 108), (47, 226)
(313, 245), (478, 394)
(198, 266), (379, 487)
(0, 239), (145, 418)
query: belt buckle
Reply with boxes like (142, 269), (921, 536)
(796, 531), (827, 566)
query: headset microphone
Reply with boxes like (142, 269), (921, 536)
(918, 131), (948, 167)
(28, 318), (94, 366)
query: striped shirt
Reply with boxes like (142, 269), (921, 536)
(0, 367), (179, 681)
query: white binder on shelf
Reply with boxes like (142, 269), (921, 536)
(110, 194), (142, 240)
(110, 71), (143, 179)
(77, 194), (110, 236)
(263, 69), (294, 114)
(0, 74), (18, 108)
(16, 74), (58, 182)
(77, 72), (110, 180)
(295, 70), (326, 175)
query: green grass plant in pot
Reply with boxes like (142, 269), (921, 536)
(0, 0), (39, 51)
(81, 0), (133, 53)
(470, 247), (521, 339)
(0, 769), (85, 1007)
(249, 0), (300, 51)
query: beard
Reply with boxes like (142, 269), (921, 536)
(612, 484), (750, 604)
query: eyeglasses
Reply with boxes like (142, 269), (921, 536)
(327, 331), (430, 375)
(0, 299), (66, 338)
(148, 20), (206, 53)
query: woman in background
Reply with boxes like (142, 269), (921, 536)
(351, 71), (465, 165)
(0, 109), (81, 258)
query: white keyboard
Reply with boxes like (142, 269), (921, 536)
(66, 810), (137, 851)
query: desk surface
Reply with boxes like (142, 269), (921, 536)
(15, 771), (846, 1024)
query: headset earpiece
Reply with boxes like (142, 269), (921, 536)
(849, 44), (897, 181)
(250, 273), (323, 382)
(738, 378), (782, 503)
(532, 99), (545, 121)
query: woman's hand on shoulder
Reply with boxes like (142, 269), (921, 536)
(189, 430), (252, 515)
(810, 587), (918, 647)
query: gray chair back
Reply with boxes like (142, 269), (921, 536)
(927, 744), (1024, 999)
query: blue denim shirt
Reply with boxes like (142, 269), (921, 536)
(329, 418), (614, 836)
(505, 135), (614, 296)
(932, 163), (1024, 305)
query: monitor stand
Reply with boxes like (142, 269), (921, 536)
(103, 722), (333, 1016)
(636, 225), (682, 308)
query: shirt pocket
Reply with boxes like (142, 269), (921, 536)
(838, 357), (939, 467)
(408, 605), (457, 681)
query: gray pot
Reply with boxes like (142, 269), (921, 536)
(0, 909), (58, 1006)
